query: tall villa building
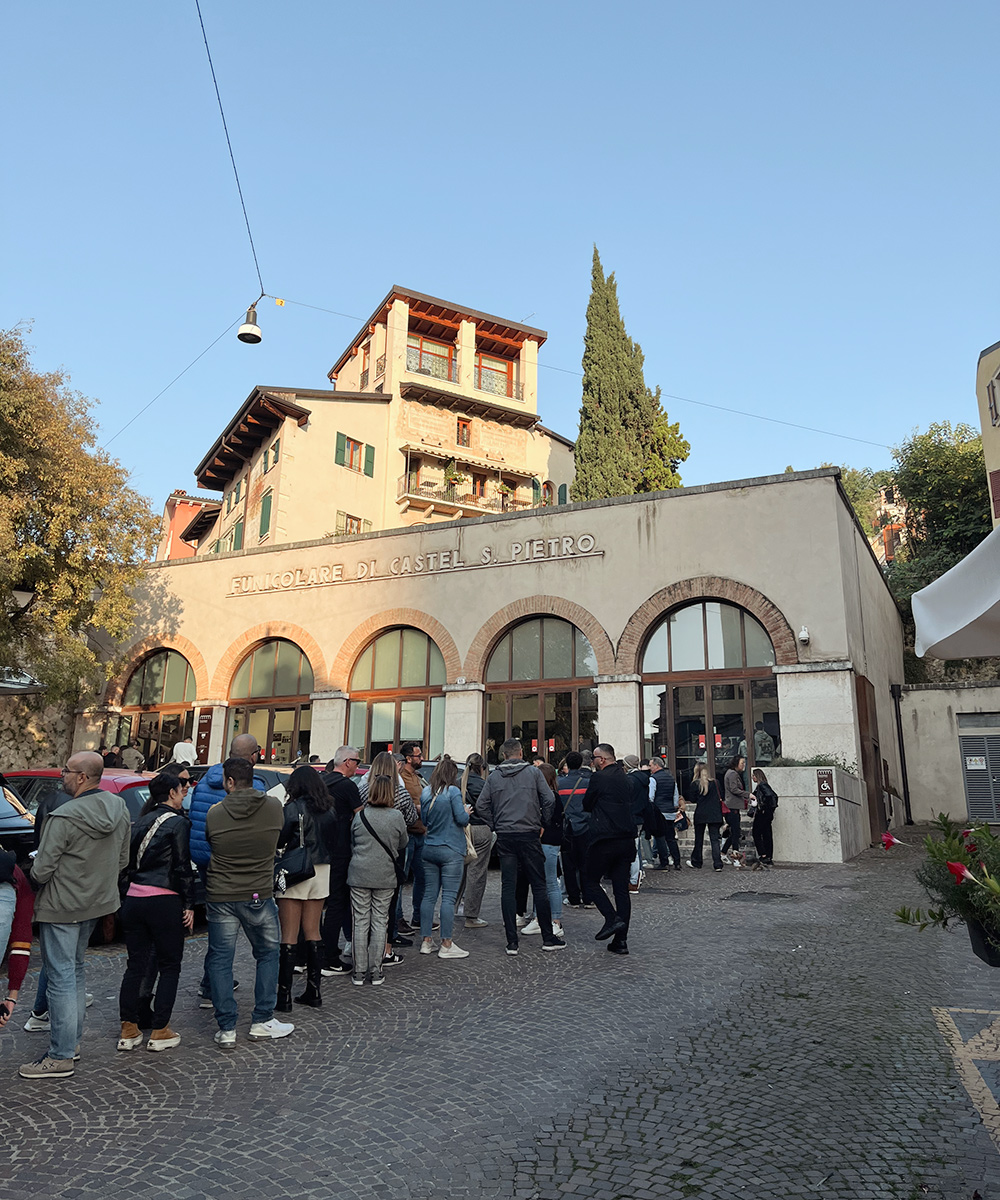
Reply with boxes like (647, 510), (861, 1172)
(160, 287), (574, 559)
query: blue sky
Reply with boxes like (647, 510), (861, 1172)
(4, 2), (998, 507)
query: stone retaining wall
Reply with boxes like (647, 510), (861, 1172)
(0, 696), (75, 769)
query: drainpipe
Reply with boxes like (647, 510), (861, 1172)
(889, 683), (914, 825)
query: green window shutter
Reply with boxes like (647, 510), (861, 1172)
(335, 432), (347, 466)
(226, 492), (232, 513)
(364, 444), (375, 477)
(262, 449), (269, 473)
(259, 492), (272, 539)
(532, 478), (541, 504)
(211, 540), (220, 555)
(558, 483), (568, 505)
(272, 438), (280, 463)
(232, 520), (244, 551)
(335, 511), (346, 535)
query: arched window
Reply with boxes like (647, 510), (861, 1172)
(346, 628), (446, 760)
(116, 650), (196, 769)
(542, 481), (555, 505)
(484, 617), (599, 764)
(640, 601), (780, 787)
(228, 639), (314, 764)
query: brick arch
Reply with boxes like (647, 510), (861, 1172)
(464, 597), (616, 681)
(330, 610), (462, 691)
(616, 577), (799, 673)
(210, 622), (330, 699)
(106, 634), (210, 707)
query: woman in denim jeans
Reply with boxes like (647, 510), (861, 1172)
(419, 757), (471, 960)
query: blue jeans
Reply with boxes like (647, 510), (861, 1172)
(420, 844), (464, 940)
(206, 898), (280, 1030)
(38, 920), (98, 1060)
(542, 845), (562, 919)
(408, 835), (426, 924)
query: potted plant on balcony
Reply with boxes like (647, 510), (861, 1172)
(893, 815), (1000, 966)
(442, 459), (467, 490)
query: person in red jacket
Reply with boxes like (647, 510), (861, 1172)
(0, 852), (34, 1027)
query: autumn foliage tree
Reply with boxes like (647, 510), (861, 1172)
(0, 326), (158, 701)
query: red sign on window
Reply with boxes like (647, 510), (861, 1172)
(715, 735), (722, 748)
(548, 739), (555, 752)
(698, 734), (706, 749)
(531, 739), (538, 752)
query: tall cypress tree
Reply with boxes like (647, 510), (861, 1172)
(571, 247), (688, 501)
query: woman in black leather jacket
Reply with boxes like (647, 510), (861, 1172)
(117, 771), (194, 1053)
(276, 765), (337, 1011)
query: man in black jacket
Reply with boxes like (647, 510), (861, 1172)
(582, 743), (635, 955)
(557, 752), (592, 907)
(320, 747), (362, 974)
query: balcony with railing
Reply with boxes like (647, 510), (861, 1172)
(376, 353), (386, 376)
(397, 474), (536, 517)
(406, 346), (458, 383)
(474, 364), (523, 401)
(360, 368), (369, 389)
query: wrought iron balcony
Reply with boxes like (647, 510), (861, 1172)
(397, 475), (535, 514)
(474, 366), (523, 401)
(406, 347), (457, 383)
(360, 368), (369, 389)
(376, 353), (386, 376)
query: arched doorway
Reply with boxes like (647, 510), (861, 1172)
(117, 650), (196, 769)
(228, 639), (314, 764)
(640, 600), (780, 788)
(484, 617), (599, 764)
(346, 628), (446, 760)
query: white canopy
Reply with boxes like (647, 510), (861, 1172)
(912, 523), (1000, 658)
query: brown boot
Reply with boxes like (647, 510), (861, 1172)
(147, 1027), (181, 1052)
(117, 1021), (143, 1052)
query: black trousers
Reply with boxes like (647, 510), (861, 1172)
(119, 894), (185, 1029)
(496, 833), (553, 945)
(322, 860), (352, 963)
(722, 810), (742, 854)
(561, 833), (589, 905)
(584, 837), (633, 938)
(654, 823), (681, 867)
(691, 822), (723, 869)
(752, 812), (774, 861)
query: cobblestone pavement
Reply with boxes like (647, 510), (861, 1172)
(3, 831), (1000, 1199)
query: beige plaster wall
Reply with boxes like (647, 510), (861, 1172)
(766, 766), (869, 862)
(976, 343), (1000, 527)
(901, 683), (1000, 822)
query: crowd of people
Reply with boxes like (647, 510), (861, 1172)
(0, 736), (778, 1080)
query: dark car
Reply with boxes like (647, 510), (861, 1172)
(0, 774), (35, 866)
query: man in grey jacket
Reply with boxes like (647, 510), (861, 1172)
(20, 751), (130, 1080)
(475, 738), (566, 956)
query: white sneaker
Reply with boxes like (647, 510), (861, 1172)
(515, 914), (530, 929)
(521, 918), (541, 935)
(438, 943), (470, 959)
(552, 921), (564, 937)
(419, 939), (438, 954)
(214, 1029), (236, 1048)
(24, 1011), (50, 1032)
(248, 1019), (294, 1040)
(85, 993), (94, 1008)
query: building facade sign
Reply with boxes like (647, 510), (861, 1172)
(227, 533), (600, 597)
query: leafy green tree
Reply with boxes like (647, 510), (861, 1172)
(888, 422), (991, 604)
(571, 247), (688, 500)
(0, 326), (159, 702)
(821, 463), (894, 531)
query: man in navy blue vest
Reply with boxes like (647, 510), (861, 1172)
(649, 757), (683, 871)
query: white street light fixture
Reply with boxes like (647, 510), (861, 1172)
(238, 304), (262, 344)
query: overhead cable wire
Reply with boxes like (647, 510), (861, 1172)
(195, 0), (264, 295)
(101, 314), (244, 449)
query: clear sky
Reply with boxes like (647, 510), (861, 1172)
(4, 2), (998, 508)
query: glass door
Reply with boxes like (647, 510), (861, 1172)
(672, 685), (706, 793)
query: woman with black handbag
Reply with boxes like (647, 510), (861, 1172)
(348, 769), (408, 985)
(276, 766), (336, 1010)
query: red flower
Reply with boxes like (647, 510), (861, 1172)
(968, 843), (979, 855)
(947, 861), (976, 884)
(881, 832), (903, 849)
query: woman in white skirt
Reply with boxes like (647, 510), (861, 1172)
(276, 766), (337, 1011)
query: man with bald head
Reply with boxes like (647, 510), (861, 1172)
(19, 752), (130, 1079)
(189, 734), (268, 1007)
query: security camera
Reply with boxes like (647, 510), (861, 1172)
(798, 626), (810, 645)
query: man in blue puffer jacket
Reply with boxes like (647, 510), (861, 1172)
(190, 733), (268, 1005)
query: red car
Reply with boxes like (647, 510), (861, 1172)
(5, 768), (153, 822)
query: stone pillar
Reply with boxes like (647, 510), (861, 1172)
(457, 318), (476, 390)
(519, 338), (538, 412)
(773, 662), (862, 769)
(192, 702), (229, 765)
(442, 682), (485, 755)
(593, 675), (641, 757)
(310, 691), (350, 761)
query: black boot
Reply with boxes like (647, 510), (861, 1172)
(295, 940), (323, 1008)
(276, 944), (294, 1013)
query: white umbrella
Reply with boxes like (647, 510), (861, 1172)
(912, 523), (1000, 658)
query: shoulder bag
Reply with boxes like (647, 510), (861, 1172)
(359, 807), (406, 885)
(430, 789), (476, 865)
(274, 806), (315, 895)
